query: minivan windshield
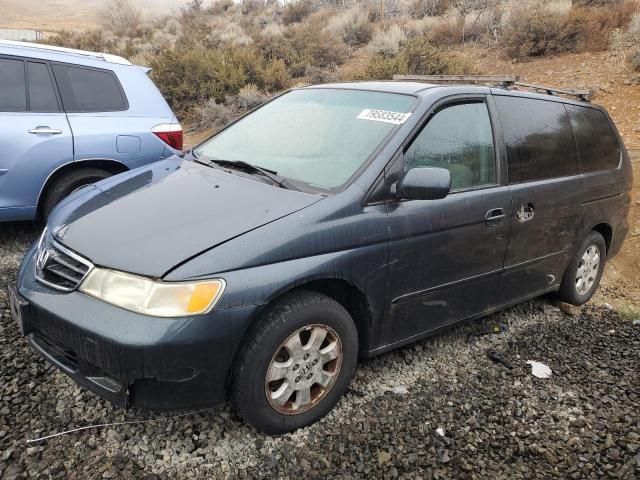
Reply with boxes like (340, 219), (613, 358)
(193, 88), (416, 191)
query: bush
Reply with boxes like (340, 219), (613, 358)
(100, 0), (142, 36)
(261, 59), (290, 90)
(426, 15), (465, 45)
(369, 25), (407, 56)
(407, 0), (454, 18)
(351, 36), (468, 80)
(305, 64), (340, 84)
(282, 0), (314, 25)
(192, 100), (240, 132)
(501, 1), (637, 58)
(324, 6), (372, 46)
(148, 45), (264, 114)
(399, 36), (461, 74)
(235, 84), (269, 109)
(501, 5), (576, 58)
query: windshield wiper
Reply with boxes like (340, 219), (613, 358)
(209, 159), (297, 190)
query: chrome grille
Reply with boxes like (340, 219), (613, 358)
(35, 231), (93, 292)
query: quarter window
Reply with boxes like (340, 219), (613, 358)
(495, 96), (579, 183)
(27, 62), (59, 112)
(0, 58), (26, 112)
(404, 102), (496, 190)
(52, 64), (127, 112)
(566, 105), (621, 173)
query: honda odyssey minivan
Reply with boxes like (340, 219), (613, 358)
(10, 81), (631, 434)
(0, 40), (182, 222)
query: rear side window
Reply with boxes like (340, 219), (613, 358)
(404, 102), (496, 190)
(566, 105), (621, 173)
(52, 63), (127, 112)
(0, 58), (26, 112)
(27, 62), (60, 112)
(495, 96), (579, 184)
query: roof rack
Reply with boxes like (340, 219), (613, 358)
(392, 74), (592, 102)
(0, 39), (132, 66)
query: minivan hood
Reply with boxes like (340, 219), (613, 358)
(50, 158), (322, 277)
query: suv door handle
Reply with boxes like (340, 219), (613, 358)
(485, 208), (506, 227)
(28, 127), (62, 135)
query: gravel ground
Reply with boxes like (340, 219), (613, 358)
(1, 222), (639, 479)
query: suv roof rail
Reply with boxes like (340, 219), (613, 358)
(392, 74), (592, 102)
(0, 39), (132, 66)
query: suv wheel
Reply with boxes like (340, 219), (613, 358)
(556, 231), (607, 306)
(41, 168), (111, 221)
(232, 290), (358, 434)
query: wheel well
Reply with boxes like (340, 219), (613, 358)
(37, 160), (128, 219)
(293, 279), (373, 354)
(592, 223), (612, 254)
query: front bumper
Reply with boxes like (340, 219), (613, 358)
(14, 245), (259, 409)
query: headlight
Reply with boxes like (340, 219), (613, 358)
(79, 268), (225, 317)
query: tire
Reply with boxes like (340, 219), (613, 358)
(41, 168), (112, 221)
(556, 231), (607, 306)
(231, 290), (358, 434)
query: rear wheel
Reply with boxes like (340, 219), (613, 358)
(231, 290), (358, 434)
(41, 168), (111, 221)
(556, 231), (607, 306)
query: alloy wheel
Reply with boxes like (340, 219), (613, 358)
(575, 245), (600, 295)
(265, 324), (342, 415)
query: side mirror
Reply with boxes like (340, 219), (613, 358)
(396, 167), (451, 200)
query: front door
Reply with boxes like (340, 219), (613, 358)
(382, 98), (511, 346)
(0, 57), (73, 219)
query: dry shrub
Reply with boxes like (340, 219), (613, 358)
(565, 2), (637, 51)
(101, 0), (142, 36)
(261, 59), (290, 90)
(208, 21), (253, 46)
(501, 5), (575, 58)
(282, 0), (315, 25)
(324, 6), (372, 46)
(192, 100), (240, 131)
(235, 84), (269, 109)
(407, 0), (455, 18)
(46, 30), (115, 53)
(351, 36), (468, 80)
(501, 0), (637, 58)
(426, 15), (465, 44)
(305, 65), (340, 84)
(369, 25), (407, 56)
(209, 0), (235, 14)
(405, 16), (442, 36)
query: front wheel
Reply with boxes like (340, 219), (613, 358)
(231, 290), (358, 434)
(41, 168), (112, 221)
(556, 231), (607, 306)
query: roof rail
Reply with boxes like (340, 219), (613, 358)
(392, 74), (592, 102)
(0, 39), (132, 66)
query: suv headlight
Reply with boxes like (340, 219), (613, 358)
(79, 268), (225, 317)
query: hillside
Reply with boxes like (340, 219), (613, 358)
(0, 0), (191, 30)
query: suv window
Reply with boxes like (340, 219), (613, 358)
(566, 105), (621, 173)
(404, 102), (496, 190)
(0, 58), (27, 112)
(52, 64), (127, 112)
(495, 96), (579, 184)
(27, 62), (60, 112)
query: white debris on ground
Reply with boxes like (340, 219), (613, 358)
(526, 360), (553, 379)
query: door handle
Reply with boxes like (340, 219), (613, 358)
(485, 208), (506, 227)
(28, 127), (62, 135)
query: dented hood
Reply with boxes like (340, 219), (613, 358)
(49, 158), (322, 278)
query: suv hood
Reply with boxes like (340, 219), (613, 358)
(50, 158), (322, 278)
